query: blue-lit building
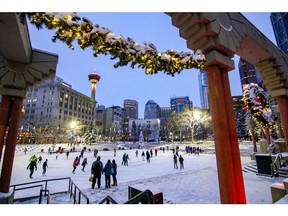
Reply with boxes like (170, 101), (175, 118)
(170, 96), (193, 113)
(270, 13), (288, 56)
(198, 70), (209, 109)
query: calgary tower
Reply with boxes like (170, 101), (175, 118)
(88, 72), (101, 105)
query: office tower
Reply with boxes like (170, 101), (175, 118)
(144, 100), (160, 119)
(198, 70), (209, 109)
(170, 96), (193, 113)
(270, 12), (288, 55)
(124, 99), (138, 119)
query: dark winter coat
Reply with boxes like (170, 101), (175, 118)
(27, 161), (37, 171)
(103, 161), (112, 176)
(112, 162), (117, 175)
(91, 159), (103, 175)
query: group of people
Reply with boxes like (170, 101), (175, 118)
(173, 154), (184, 169)
(91, 156), (118, 189)
(26, 154), (48, 178)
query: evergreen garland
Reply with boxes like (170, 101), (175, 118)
(242, 83), (276, 128)
(18, 12), (206, 76)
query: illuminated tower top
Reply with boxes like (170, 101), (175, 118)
(88, 72), (101, 105)
(88, 72), (101, 84)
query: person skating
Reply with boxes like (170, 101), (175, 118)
(66, 151), (70, 159)
(103, 159), (112, 188)
(141, 151), (145, 161)
(173, 154), (178, 169)
(124, 154), (130, 166)
(72, 156), (79, 174)
(146, 151), (151, 163)
(81, 158), (88, 172)
(29, 154), (37, 162)
(38, 156), (43, 163)
(122, 153), (126, 165)
(27, 160), (37, 178)
(179, 155), (184, 169)
(91, 156), (103, 189)
(112, 159), (117, 186)
(42, 159), (48, 176)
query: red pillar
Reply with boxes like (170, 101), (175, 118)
(276, 95), (288, 149)
(0, 96), (24, 193)
(0, 95), (11, 163)
(220, 69), (246, 204)
(206, 65), (238, 204)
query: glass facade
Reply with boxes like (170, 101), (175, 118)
(198, 70), (209, 109)
(270, 12), (288, 56)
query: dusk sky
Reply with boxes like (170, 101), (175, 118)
(26, 12), (276, 118)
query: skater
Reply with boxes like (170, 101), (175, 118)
(42, 159), (48, 176)
(179, 155), (184, 169)
(27, 160), (37, 178)
(122, 153), (126, 165)
(81, 158), (88, 172)
(146, 150), (151, 163)
(135, 150), (138, 157)
(38, 156), (42, 163)
(103, 159), (112, 188)
(29, 154), (37, 162)
(141, 151), (145, 161)
(150, 149), (153, 158)
(155, 148), (158, 156)
(72, 156), (79, 174)
(124, 154), (130, 166)
(114, 148), (116, 157)
(93, 149), (98, 158)
(112, 159), (117, 186)
(91, 156), (103, 189)
(24, 147), (27, 154)
(173, 154), (178, 169)
(66, 151), (70, 159)
(80, 149), (84, 158)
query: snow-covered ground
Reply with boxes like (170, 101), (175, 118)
(1, 142), (287, 214)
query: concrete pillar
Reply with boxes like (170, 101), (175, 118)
(220, 68), (246, 204)
(0, 96), (24, 193)
(276, 95), (288, 149)
(206, 65), (238, 204)
(0, 95), (11, 163)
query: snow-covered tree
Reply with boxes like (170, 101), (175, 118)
(84, 123), (97, 145)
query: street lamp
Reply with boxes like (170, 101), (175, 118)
(70, 121), (77, 144)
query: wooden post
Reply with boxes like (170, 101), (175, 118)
(220, 68), (246, 204)
(0, 95), (11, 163)
(0, 96), (24, 193)
(206, 65), (238, 204)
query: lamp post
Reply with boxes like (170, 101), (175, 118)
(70, 121), (77, 145)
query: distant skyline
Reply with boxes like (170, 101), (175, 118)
(26, 12), (276, 118)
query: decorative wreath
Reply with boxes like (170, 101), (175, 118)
(242, 83), (275, 127)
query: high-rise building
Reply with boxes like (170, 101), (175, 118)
(170, 96), (193, 113)
(124, 99), (138, 119)
(21, 76), (96, 127)
(238, 58), (263, 91)
(144, 100), (160, 119)
(198, 70), (209, 109)
(270, 12), (288, 56)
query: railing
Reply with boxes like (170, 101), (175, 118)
(273, 153), (283, 177)
(39, 189), (51, 204)
(99, 189), (154, 204)
(10, 177), (71, 203)
(124, 189), (154, 204)
(99, 195), (118, 204)
(69, 180), (90, 204)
